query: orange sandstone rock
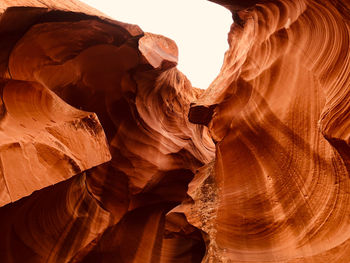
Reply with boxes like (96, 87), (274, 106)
(1, 0), (350, 263)
(0, 79), (111, 206)
(184, 0), (350, 262)
(0, 1), (213, 262)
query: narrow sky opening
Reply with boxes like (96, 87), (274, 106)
(79, 0), (232, 89)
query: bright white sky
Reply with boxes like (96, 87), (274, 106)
(79, 0), (232, 89)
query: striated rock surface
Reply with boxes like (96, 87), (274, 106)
(1, 0), (350, 262)
(0, 79), (110, 206)
(186, 0), (350, 262)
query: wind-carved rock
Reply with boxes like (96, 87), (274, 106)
(0, 0), (350, 263)
(184, 0), (350, 262)
(0, 80), (111, 206)
(0, 1), (213, 262)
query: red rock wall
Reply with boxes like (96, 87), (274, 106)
(1, 0), (350, 262)
(186, 0), (350, 262)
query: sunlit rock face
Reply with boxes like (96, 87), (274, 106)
(0, 1), (213, 262)
(1, 0), (350, 262)
(187, 0), (350, 262)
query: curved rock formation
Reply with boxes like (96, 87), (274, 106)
(0, 1), (213, 262)
(0, 79), (110, 206)
(184, 0), (350, 262)
(1, 0), (350, 262)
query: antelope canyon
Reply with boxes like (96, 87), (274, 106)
(0, 0), (350, 262)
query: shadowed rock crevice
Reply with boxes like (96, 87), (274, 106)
(188, 104), (216, 126)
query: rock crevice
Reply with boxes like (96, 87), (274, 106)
(1, 0), (350, 262)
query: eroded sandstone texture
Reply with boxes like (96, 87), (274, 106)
(0, 0), (350, 262)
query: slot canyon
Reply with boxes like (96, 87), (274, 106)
(0, 0), (350, 262)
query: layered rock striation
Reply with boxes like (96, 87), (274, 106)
(1, 0), (350, 262)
